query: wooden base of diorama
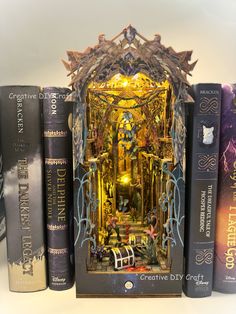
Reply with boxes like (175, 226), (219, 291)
(76, 294), (182, 298)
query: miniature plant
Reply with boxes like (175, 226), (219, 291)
(91, 245), (106, 262)
(104, 215), (121, 245)
(139, 225), (159, 265)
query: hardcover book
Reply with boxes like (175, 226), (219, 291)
(63, 26), (197, 297)
(0, 86), (47, 292)
(213, 84), (236, 293)
(0, 148), (6, 241)
(43, 87), (74, 290)
(183, 83), (222, 297)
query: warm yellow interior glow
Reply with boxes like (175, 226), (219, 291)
(88, 73), (170, 93)
(120, 174), (131, 185)
(122, 80), (128, 87)
(88, 73), (172, 115)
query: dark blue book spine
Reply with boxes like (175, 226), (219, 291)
(43, 87), (74, 290)
(184, 84), (222, 297)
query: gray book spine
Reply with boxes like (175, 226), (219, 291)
(0, 86), (47, 292)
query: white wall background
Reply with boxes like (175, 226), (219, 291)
(0, 0), (236, 87)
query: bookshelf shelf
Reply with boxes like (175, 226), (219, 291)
(0, 239), (235, 314)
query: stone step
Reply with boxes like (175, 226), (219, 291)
(117, 221), (142, 226)
(117, 225), (144, 231)
(123, 224), (145, 229)
(118, 216), (141, 224)
(116, 214), (142, 224)
(117, 223), (143, 227)
(110, 231), (146, 239)
(109, 234), (148, 242)
(108, 238), (147, 247)
(111, 227), (146, 233)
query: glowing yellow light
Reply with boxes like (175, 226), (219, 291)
(122, 80), (128, 87)
(88, 73), (171, 92)
(120, 174), (131, 184)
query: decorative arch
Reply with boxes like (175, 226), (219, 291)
(64, 26), (197, 274)
(64, 25), (196, 167)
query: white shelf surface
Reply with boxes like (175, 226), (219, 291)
(0, 239), (235, 314)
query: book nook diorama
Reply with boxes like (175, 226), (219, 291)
(63, 26), (197, 296)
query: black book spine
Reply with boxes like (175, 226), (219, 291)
(43, 87), (74, 290)
(184, 83), (222, 297)
(0, 86), (47, 292)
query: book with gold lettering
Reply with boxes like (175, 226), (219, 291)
(183, 83), (222, 297)
(0, 86), (47, 292)
(42, 87), (74, 290)
(213, 84), (236, 293)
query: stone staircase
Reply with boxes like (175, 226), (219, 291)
(88, 213), (170, 272)
(108, 213), (147, 246)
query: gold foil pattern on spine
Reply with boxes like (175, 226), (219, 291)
(47, 224), (68, 231)
(48, 248), (68, 255)
(45, 158), (68, 165)
(44, 130), (67, 138)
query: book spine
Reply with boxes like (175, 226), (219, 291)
(0, 86), (47, 292)
(213, 84), (236, 293)
(43, 87), (74, 290)
(0, 144), (6, 241)
(184, 83), (222, 297)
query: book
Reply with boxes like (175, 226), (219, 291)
(43, 87), (74, 290)
(0, 152), (6, 241)
(183, 83), (222, 297)
(213, 84), (236, 293)
(0, 127), (6, 241)
(0, 86), (47, 292)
